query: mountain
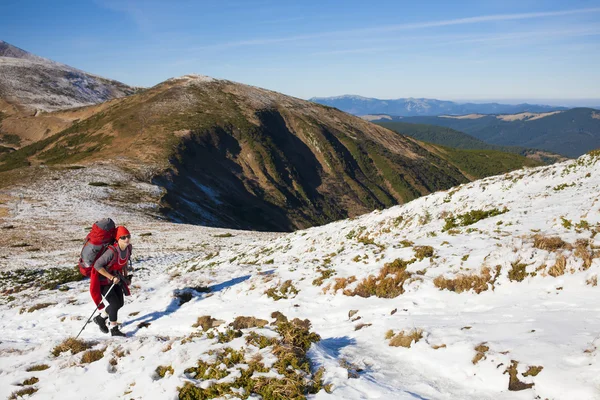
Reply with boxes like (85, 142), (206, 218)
(0, 74), (540, 232)
(376, 121), (567, 164)
(0, 149), (599, 399)
(309, 95), (567, 116)
(389, 109), (600, 158)
(0, 40), (137, 114)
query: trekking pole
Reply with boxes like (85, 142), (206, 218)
(75, 282), (116, 340)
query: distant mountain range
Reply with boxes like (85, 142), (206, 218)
(371, 109), (600, 158)
(309, 95), (568, 116)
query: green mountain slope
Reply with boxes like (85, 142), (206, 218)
(0, 75), (542, 231)
(376, 121), (565, 164)
(395, 108), (600, 158)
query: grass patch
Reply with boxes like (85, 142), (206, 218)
(81, 348), (106, 364)
(265, 280), (299, 300)
(472, 343), (489, 364)
(312, 268), (336, 286)
(192, 315), (224, 331)
(533, 235), (568, 251)
(349, 258), (415, 298)
(19, 377), (39, 386)
(9, 388), (38, 399)
(213, 233), (234, 238)
(413, 245), (434, 260)
(155, 365), (174, 379)
(387, 329), (423, 348)
(523, 365), (543, 377)
(25, 364), (49, 372)
(433, 266), (499, 294)
(27, 302), (56, 313)
(52, 338), (94, 357)
(508, 262), (529, 282)
(179, 317), (329, 399)
(443, 208), (509, 232)
(548, 255), (567, 277)
(504, 360), (534, 391)
(230, 316), (269, 330)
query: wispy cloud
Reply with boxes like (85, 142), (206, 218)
(189, 7), (600, 51)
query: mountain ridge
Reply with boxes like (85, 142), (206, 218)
(310, 95), (568, 116)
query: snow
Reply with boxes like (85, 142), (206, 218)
(0, 154), (599, 399)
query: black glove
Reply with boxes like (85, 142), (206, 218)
(117, 273), (132, 286)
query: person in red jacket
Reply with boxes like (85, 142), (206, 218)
(91, 226), (133, 337)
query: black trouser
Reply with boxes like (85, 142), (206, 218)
(101, 284), (124, 322)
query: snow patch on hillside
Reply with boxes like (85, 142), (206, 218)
(0, 154), (599, 399)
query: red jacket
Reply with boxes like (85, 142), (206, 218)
(90, 245), (131, 308)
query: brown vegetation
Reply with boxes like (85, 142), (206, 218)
(81, 348), (106, 364)
(51, 338), (94, 357)
(504, 360), (534, 391)
(548, 255), (567, 277)
(192, 315), (224, 331)
(472, 343), (489, 364)
(433, 266), (499, 294)
(348, 259), (415, 298)
(387, 329), (424, 348)
(230, 316), (269, 330)
(533, 235), (568, 251)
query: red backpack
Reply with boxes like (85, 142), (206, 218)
(78, 218), (116, 277)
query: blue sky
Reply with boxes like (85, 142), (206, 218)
(1, 0), (599, 104)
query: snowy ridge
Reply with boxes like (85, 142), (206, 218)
(0, 41), (137, 112)
(0, 154), (599, 399)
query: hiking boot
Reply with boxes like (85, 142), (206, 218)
(110, 326), (127, 337)
(93, 315), (108, 334)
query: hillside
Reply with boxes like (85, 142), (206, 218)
(309, 95), (566, 117)
(0, 40), (137, 114)
(0, 152), (598, 399)
(376, 121), (566, 164)
(0, 74), (540, 232)
(394, 109), (600, 158)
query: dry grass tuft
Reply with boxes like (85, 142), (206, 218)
(574, 242), (593, 270)
(25, 364), (49, 372)
(354, 323), (372, 331)
(433, 267), (493, 294)
(155, 365), (174, 379)
(9, 387), (38, 399)
(508, 261), (530, 282)
(349, 259), (414, 298)
(472, 343), (489, 364)
(81, 348), (106, 364)
(414, 246), (434, 260)
(533, 235), (569, 251)
(431, 344), (447, 349)
(192, 315), (224, 331)
(503, 360), (534, 391)
(19, 377), (39, 386)
(51, 338), (94, 357)
(333, 276), (357, 293)
(388, 329), (423, 348)
(548, 255), (567, 277)
(27, 302), (56, 313)
(586, 275), (598, 286)
(230, 316), (269, 330)
(523, 365), (543, 377)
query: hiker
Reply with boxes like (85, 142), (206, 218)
(90, 225), (133, 337)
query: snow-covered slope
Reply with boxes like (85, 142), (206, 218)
(0, 40), (137, 112)
(0, 152), (599, 399)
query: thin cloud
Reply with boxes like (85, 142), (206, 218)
(190, 7), (600, 51)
